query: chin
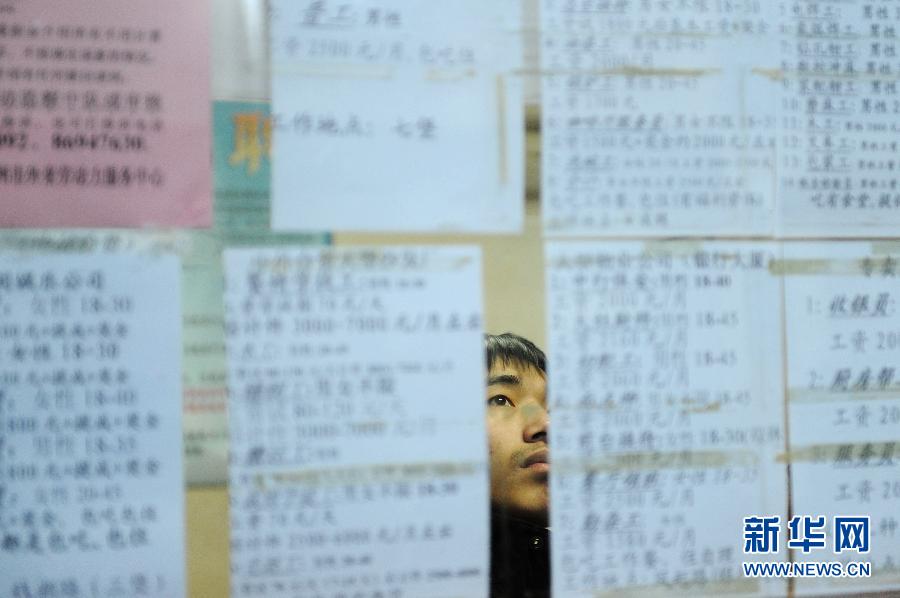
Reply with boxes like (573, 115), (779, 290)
(492, 482), (550, 525)
(507, 498), (549, 526)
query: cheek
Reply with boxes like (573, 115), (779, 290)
(485, 421), (505, 465)
(486, 417), (508, 452)
(485, 423), (498, 458)
(486, 419), (516, 469)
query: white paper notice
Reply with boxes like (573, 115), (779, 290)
(225, 246), (489, 597)
(540, 2), (779, 236)
(778, 3), (900, 237)
(269, 0), (524, 233)
(783, 242), (900, 595)
(546, 241), (786, 597)
(0, 254), (184, 597)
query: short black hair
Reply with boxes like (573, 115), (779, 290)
(485, 332), (546, 374)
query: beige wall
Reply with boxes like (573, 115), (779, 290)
(187, 487), (230, 597)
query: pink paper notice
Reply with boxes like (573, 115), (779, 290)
(0, 0), (212, 227)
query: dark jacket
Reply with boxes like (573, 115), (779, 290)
(490, 509), (551, 598)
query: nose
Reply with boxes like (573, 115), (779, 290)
(522, 404), (549, 443)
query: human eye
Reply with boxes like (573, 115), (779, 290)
(487, 394), (514, 408)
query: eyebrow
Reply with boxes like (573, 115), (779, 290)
(487, 374), (521, 386)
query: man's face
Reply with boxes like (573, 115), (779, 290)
(485, 359), (549, 525)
